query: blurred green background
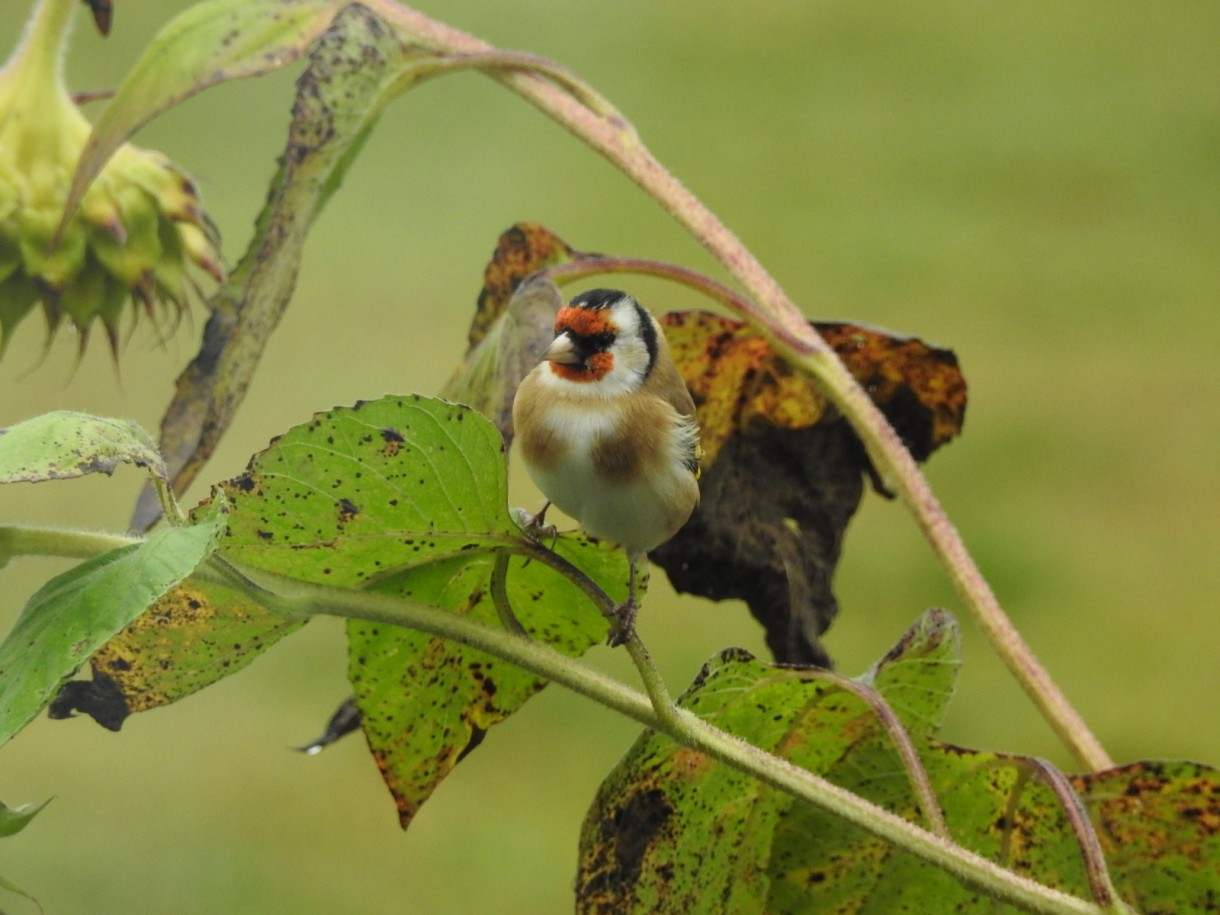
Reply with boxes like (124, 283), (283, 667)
(2, 1), (1218, 912)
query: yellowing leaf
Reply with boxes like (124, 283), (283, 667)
(660, 311), (966, 467)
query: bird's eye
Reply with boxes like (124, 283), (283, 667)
(590, 332), (615, 350)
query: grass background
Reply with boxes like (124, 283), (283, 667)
(2, 1), (1218, 912)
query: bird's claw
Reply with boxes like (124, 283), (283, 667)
(607, 600), (639, 647)
(512, 503), (558, 549)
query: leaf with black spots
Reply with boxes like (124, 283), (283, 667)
(0, 410), (166, 485)
(579, 609), (962, 913)
(1, 498), (227, 744)
(207, 395), (625, 827)
(579, 609), (1219, 914)
(74, 576), (301, 720)
(130, 3), (423, 529)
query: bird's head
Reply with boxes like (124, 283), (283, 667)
(539, 288), (659, 395)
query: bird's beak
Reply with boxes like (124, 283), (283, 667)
(540, 332), (583, 365)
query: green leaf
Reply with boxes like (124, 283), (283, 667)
(210, 394), (622, 826)
(218, 395), (520, 580)
(0, 798), (51, 839)
(0, 500), (227, 746)
(63, 0), (344, 227)
(579, 610), (1220, 913)
(0, 411), (165, 484)
(0, 798), (49, 912)
(578, 609), (961, 913)
(860, 604), (962, 737)
(130, 3), (439, 529)
(1072, 760), (1220, 913)
(350, 534), (624, 827)
(767, 752), (1219, 915)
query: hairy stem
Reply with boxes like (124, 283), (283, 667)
(363, 0), (1112, 772)
(1021, 758), (1129, 912)
(0, 524), (139, 563)
(215, 554), (1108, 915)
(0, 522), (1111, 913)
(798, 667), (950, 840)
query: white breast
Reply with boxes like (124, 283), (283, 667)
(521, 401), (697, 555)
(522, 404), (609, 523)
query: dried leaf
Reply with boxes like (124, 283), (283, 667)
(817, 321), (967, 461)
(442, 275), (564, 445)
(653, 312), (966, 665)
(466, 223), (581, 351)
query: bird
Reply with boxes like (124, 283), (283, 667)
(512, 288), (701, 644)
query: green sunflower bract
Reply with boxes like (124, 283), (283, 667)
(0, 0), (221, 357)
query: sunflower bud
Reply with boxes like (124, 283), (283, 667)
(0, 0), (222, 357)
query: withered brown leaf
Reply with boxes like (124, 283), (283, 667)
(652, 312), (966, 666)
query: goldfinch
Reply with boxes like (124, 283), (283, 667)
(512, 288), (701, 643)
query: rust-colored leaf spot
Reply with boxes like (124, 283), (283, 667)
(1071, 760), (1220, 912)
(380, 427), (405, 457)
(467, 223), (582, 351)
(652, 312), (966, 666)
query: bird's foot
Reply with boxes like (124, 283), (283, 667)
(607, 599), (639, 647)
(511, 502), (557, 549)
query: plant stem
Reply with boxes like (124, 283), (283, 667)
(800, 667), (951, 840)
(364, 1), (1112, 772)
(622, 634), (680, 727)
(809, 362), (1114, 771)
(544, 255), (749, 309)
(0, 524), (138, 563)
(0, 520), (1111, 913)
(2, 0), (75, 86)
(218, 554), (1108, 915)
(1021, 758), (1129, 912)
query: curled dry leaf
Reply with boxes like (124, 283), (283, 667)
(466, 222), (583, 351)
(652, 312), (966, 666)
(443, 276), (566, 446)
